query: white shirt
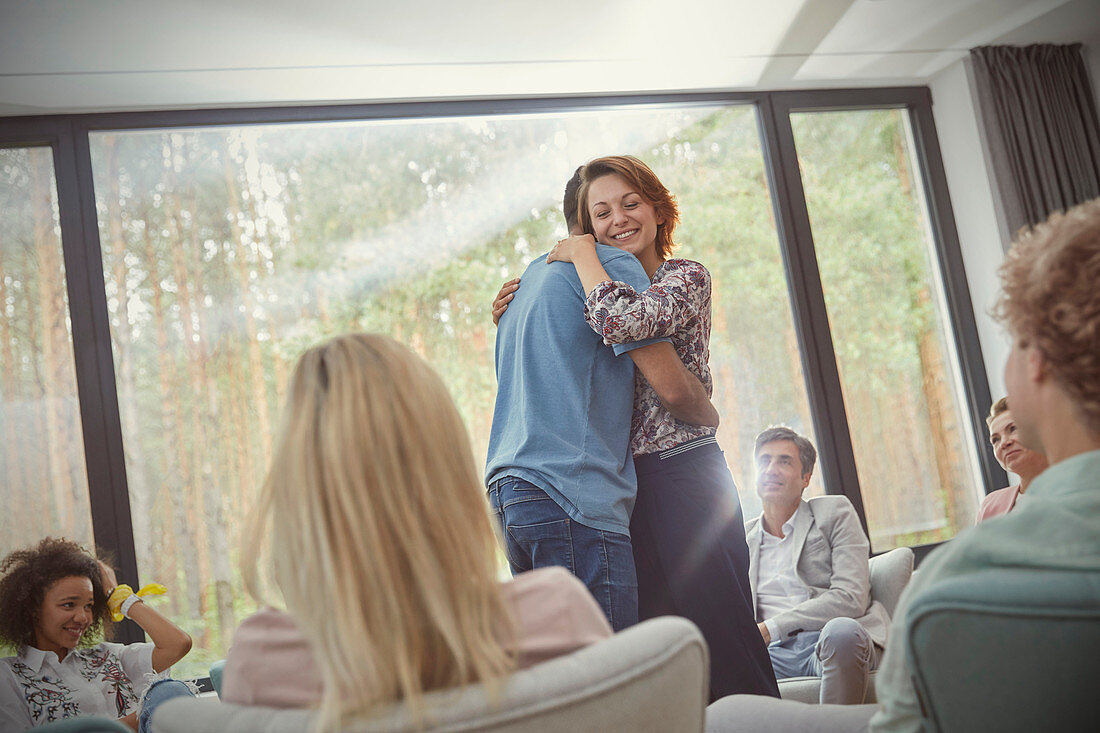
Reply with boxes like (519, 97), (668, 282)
(755, 504), (812, 643)
(0, 642), (156, 729)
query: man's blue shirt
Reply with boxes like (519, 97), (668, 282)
(485, 244), (665, 533)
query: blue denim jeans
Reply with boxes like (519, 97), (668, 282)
(138, 679), (196, 733)
(487, 476), (638, 631)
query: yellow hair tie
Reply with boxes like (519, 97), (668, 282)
(107, 583), (168, 621)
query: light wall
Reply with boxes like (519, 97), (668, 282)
(1087, 41), (1100, 102)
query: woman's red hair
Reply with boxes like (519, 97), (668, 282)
(576, 156), (679, 260)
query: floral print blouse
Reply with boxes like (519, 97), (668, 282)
(0, 642), (156, 729)
(583, 258), (715, 456)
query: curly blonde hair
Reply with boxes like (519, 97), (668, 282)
(994, 197), (1100, 434)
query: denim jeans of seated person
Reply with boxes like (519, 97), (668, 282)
(137, 678), (198, 733)
(488, 476), (638, 631)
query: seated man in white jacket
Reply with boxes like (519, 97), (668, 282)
(746, 426), (890, 704)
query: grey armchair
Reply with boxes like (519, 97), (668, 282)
(776, 546), (914, 704)
(906, 566), (1100, 732)
(208, 658), (226, 697)
(151, 615), (709, 733)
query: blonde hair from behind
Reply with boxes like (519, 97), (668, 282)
(242, 333), (515, 731)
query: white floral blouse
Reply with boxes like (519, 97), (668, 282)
(583, 258), (716, 456)
(0, 642), (157, 729)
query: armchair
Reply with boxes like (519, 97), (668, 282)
(151, 615), (709, 733)
(906, 566), (1100, 732)
(776, 546), (914, 704)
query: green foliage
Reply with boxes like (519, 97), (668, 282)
(790, 109), (977, 546)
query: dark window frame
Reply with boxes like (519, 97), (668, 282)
(761, 88), (1005, 548)
(1, 120), (140, 638)
(0, 88), (1002, 603)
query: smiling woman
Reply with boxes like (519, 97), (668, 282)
(0, 538), (193, 732)
(33, 575), (96, 656)
(537, 155), (780, 701)
(979, 397), (1050, 521)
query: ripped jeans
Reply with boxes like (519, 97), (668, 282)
(137, 678), (197, 733)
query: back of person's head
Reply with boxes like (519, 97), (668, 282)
(753, 425), (817, 476)
(243, 333), (513, 730)
(576, 155), (680, 259)
(986, 396), (1009, 429)
(995, 197), (1100, 434)
(563, 166), (583, 233)
(0, 538), (108, 649)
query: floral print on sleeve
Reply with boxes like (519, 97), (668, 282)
(584, 259), (716, 456)
(583, 258), (708, 344)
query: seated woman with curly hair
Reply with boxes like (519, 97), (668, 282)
(0, 538), (193, 731)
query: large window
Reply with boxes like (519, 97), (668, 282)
(88, 105), (821, 676)
(789, 109), (983, 549)
(0, 146), (93, 559)
(0, 90), (997, 678)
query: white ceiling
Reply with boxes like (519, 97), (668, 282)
(1, 0), (1098, 116)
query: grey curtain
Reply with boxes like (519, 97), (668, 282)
(970, 44), (1100, 244)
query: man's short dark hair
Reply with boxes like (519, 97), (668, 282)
(563, 166), (583, 232)
(754, 426), (817, 476)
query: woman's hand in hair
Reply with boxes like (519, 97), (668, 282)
(492, 278), (521, 326)
(97, 560), (118, 595)
(546, 234), (597, 265)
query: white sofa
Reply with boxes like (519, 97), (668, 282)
(151, 616), (709, 733)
